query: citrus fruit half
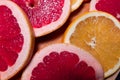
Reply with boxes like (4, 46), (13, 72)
(90, 0), (120, 21)
(0, 1), (34, 80)
(71, 0), (83, 12)
(63, 11), (120, 78)
(12, 0), (71, 37)
(21, 44), (104, 80)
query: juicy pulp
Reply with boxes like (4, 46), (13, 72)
(0, 6), (24, 71)
(95, 0), (120, 21)
(30, 51), (96, 80)
(12, 0), (64, 28)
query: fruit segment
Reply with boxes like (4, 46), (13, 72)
(12, 0), (64, 28)
(0, 1), (34, 79)
(96, 0), (120, 21)
(30, 51), (95, 80)
(0, 57), (8, 71)
(0, 6), (23, 71)
(90, 0), (120, 21)
(12, 0), (70, 37)
(21, 44), (104, 80)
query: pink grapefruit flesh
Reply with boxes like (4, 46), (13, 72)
(12, 0), (70, 37)
(21, 44), (104, 80)
(0, 1), (34, 80)
(90, 0), (120, 21)
(12, 0), (63, 28)
(31, 51), (96, 80)
(0, 6), (23, 71)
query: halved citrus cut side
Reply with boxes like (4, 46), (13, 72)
(0, 1), (34, 80)
(12, 0), (71, 37)
(63, 11), (120, 78)
(90, 0), (120, 21)
(71, 0), (83, 12)
(21, 44), (104, 80)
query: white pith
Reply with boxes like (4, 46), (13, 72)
(89, 0), (99, 11)
(86, 37), (96, 49)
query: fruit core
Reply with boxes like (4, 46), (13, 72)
(31, 51), (96, 80)
(26, 0), (39, 7)
(0, 6), (24, 71)
(95, 0), (120, 21)
(12, 0), (64, 28)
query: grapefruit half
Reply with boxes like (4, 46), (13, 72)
(21, 44), (104, 80)
(0, 1), (34, 80)
(12, 0), (71, 37)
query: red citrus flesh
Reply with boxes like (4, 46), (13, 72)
(0, 1), (34, 80)
(0, 6), (23, 71)
(31, 51), (96, 80)
(91, 0), (120, 21)
(11, 0), (70, 37)
(12, 0), (64, 28)
(21, 44), (104, 80)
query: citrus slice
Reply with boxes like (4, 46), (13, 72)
(0, 1), (34, 80)
(71, 0), (83, 12)
(21, 44), (104, 80)
(12, 0), (71, 37)
(63, 11), (120, 78)
(90, 0), (120, 21)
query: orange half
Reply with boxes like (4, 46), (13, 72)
(63, 11), (120, 78)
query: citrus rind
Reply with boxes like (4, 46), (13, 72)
(105, 58), (120, 78)
(71, 0), (84, 12)
(89, 0), (98, 11)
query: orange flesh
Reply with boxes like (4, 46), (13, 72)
(70, 16), (120, 72)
